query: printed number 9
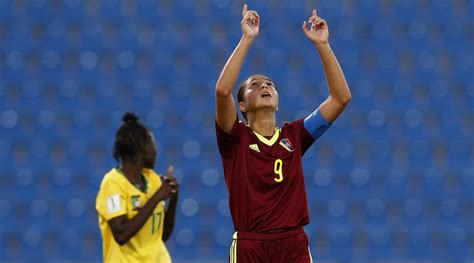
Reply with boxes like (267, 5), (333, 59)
(274, 159), (283, 182)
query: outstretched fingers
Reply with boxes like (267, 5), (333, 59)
(166, 165), (174, 177)
(302, 20), (309, 33)
(164, 166), (178, 193)
(242, 4), (248, 17)
(306, 10), (326, 30)
(163, 166), (174, 182)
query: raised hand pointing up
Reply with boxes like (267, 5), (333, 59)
(303, 9), (329, 46)
(241, 4), (260, 39)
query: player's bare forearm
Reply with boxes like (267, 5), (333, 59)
(216, 37), (254, 97)
(317, 43), (351, 103)
(215, 37), (254, 132)
(108, 185), (172, 245)
(316, 43), (351, 122)
(162, 195), (178, 242)
(162, 171), (179, 242)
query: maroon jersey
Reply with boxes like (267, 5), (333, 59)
(216, 118), (316, 233)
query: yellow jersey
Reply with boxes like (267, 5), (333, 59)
(96, 167), (172, 263)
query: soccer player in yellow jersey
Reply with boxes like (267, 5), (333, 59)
(96, 113), (179, 262)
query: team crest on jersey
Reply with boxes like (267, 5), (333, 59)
(249, 144), (260, 153)
(279, 138), (294, 152)
(131, 195), (141, 209)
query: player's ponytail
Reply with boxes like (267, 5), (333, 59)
(237, 81), (248, 122)
(122, 112), (139, 124)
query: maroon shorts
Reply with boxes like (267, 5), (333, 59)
(229, 227), (313, 263)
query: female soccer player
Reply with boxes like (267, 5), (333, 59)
(96, 113), (179, 262)
(215, 5), (351, 262)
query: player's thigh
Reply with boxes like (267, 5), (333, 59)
(287, 232), (312, 263)
(233, 239), (268, 263)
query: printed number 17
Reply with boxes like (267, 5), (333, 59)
(151, 211), (162, 234)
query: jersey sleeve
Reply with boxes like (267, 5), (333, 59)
(96, 180), (127, 221)
(215, 116), (242, 159)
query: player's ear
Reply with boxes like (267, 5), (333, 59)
(273, 91), (279, 112)
(139, 141), (148, 156)
(239, 101), (248, 114)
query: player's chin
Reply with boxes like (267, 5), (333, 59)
(257, 99), (278, 109)
(143, 161), (155, 169)
(256, 104), (278, 113)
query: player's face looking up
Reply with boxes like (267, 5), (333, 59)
(238, 75), (279, 119)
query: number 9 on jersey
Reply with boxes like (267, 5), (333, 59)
(274, 159), (283, 182)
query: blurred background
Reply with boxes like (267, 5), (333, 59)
(0, 0), (473, 262)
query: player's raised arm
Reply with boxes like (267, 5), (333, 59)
(302, 10), (351, 123)
(162, 166), (179, 242)
(215, 4), (260, 133)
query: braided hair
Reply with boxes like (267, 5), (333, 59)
(113, 112), (151, 163)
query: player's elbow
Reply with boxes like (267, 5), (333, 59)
(340, 93), (352, 105)
(336, 89), (352, 106)
(112, 231), (130, 246)
(215, 84), (232, 97)
(329, 93), (351, 107)
(114, 235), (129, 246)
(162, 220), (174, 242)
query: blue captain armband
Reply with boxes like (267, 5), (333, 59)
(303, 108), (331, 140)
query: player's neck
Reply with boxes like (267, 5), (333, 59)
(121, 162), (143, 183)
(248, 111), (276, 137)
